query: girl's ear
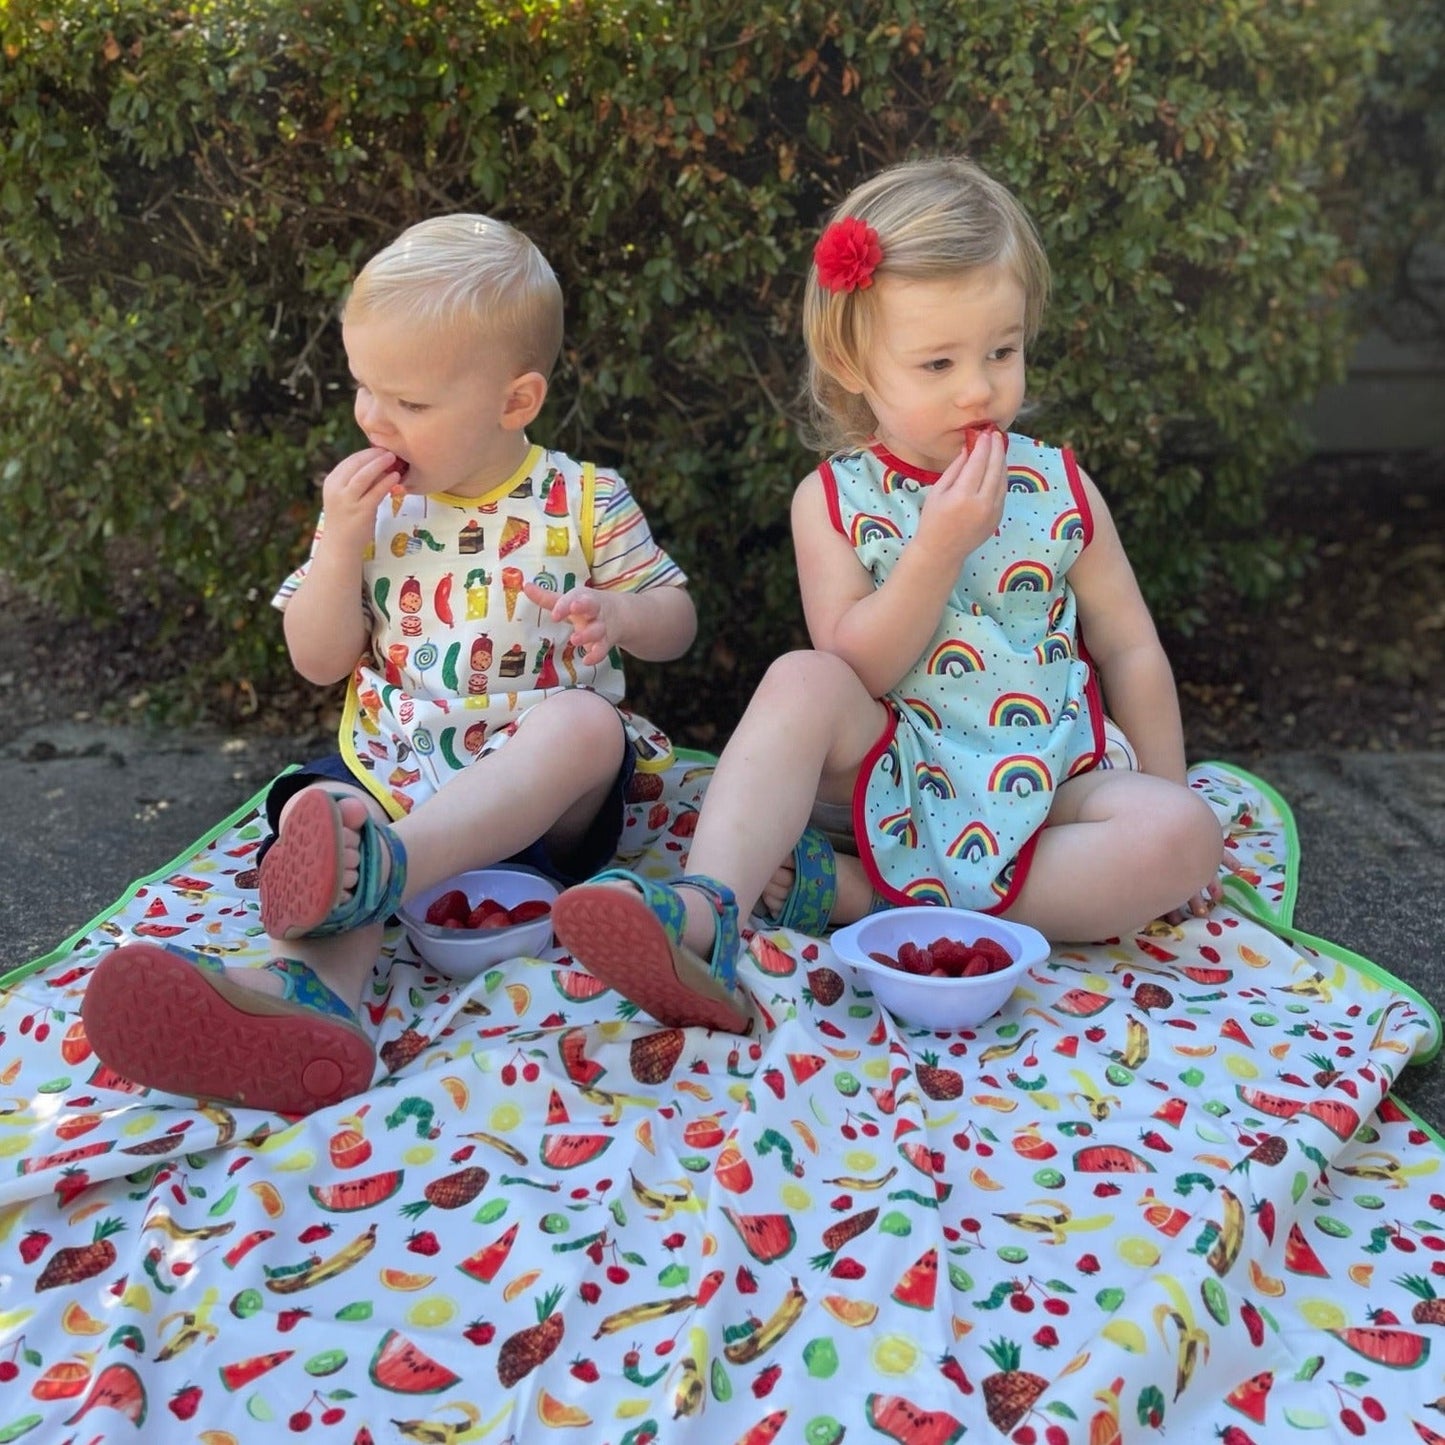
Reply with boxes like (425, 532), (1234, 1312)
(501, 372), (547, 430)
(826, 351), (869, 397)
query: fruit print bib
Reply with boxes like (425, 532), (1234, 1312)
(290, 447), (676, 817)
(822, 436), (1104, 912)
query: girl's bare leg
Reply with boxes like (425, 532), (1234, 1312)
(663, 651), (885, 952)
(1001, 770), (1223, 942)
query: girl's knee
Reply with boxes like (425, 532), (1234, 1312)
(756, 650), (860, 705)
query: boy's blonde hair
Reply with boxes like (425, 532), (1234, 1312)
(803, 156), (1051, 453)
(344, 214), (564, 379)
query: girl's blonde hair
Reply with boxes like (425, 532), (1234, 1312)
(344, 214), (564, 379)
(802, 156), (1051, 453)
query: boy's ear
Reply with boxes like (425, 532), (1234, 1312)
(500, 372), (547, 430)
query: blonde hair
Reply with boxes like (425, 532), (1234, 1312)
(344, 214), (564, 379)
(803, 156), (1051, 453)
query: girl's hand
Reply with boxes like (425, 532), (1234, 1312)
(524, 580), (620, 665)
(916, 428), (1008, 568)
(1162, 842), (1245, 924)
(320, 448), (404, 549)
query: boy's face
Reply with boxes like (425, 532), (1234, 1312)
(342, 311), (540, 499)
(848, 263), (1027, 473)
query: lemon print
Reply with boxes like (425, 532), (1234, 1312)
(844, 1150), (878, 1173)
(490, 1102), (522, 1132)
(1223, 1052), (1259, 1080)
(1116, 1236), (1160, 1268)
(861, 1057), (890, 1081)
(870, 1333), (919, 1376)
(121, 1112), (161, 1137)
(1297, 1297), (1347, 1330)
(406, 1295), (457, 1329)
(780, 1182), (811, 1212)
(402, 1144), (436, 1167)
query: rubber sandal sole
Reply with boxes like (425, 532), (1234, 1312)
(553, 885), (750, 1033)
(259, 788), (348, 940)
(82, 944), (375, 1114)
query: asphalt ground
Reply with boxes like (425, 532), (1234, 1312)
(3, 721), (1442, 1127)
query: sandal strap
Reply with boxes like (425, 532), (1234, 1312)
(263, 957), (360, 1024)
(587, 868), (742, 991)
(758, 827), (838, 934)
(310, 817), (409, 937)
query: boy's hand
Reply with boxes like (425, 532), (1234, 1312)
(915, 427), (1007, 569)
(523, 579), (620, 666)
(320, 448), (405, 549)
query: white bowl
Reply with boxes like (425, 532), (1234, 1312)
(398, 866), (559, 979)
(828, 906), (1048, 1030)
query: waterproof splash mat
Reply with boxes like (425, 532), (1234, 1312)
(1, 760), (1442, 1444)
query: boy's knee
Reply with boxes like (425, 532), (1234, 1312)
(1173, 789), (1225, 882)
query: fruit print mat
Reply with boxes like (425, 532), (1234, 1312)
(1, 760), (1443, 1445)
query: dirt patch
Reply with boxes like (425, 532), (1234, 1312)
(3, 451), (1441, 758)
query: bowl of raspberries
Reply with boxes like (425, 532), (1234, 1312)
(828, 906), (1048, 1029)
(398, 865), (559, 978)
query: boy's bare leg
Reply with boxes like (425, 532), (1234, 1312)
(1000, 770), (1223, 942)
(236, 687), (628, 1006)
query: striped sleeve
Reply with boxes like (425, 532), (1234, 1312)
(587, 470), (687, 592)
(270, 513), (325, 611)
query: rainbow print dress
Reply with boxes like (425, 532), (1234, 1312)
(822, 435), (1104, 911)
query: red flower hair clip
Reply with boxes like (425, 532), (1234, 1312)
(814, 216), (883, 293)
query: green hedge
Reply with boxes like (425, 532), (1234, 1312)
(0, 0), (1413, 742)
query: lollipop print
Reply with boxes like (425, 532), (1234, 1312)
(532, 569), (558, 623)
(413, 641), (439, 691)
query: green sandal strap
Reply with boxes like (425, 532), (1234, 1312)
(263, 957), (361, 1025)
(758, 827), (838, 935)
(587, 868), (742, 991)
(310, 818), (408, 937)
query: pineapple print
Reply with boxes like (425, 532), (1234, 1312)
(497, 1285), (566, 1386)
(36, 1217), (125, 1291)
(1132, 981), (1174, 1013)
(804, 966), (845, 1008)
(980, 1337), (1048, 1433)
(1398, 1274), (1445, 1325)
(809, 1208), (879, 1271)
(630, 1029), (685, 1085)
(380, 1018), (431, 1074)
(400, 1166), (490, 1218)
(916, 1051), (963, 1101)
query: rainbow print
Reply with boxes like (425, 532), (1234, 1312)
(880, 465), (911, 493)
(990, 859), (1017, 901)
(902, 877), (952, 906)
(877, 810), (920, 848)
(947, 820), (999, 862)
(902, 697), (943, 732)
(914, 761), (956, 798)
(1034, 634), (1071, 665)
(850, 512), (903, 547)
(988, 691), (1052, 728)
(1057, 696), (1082, 724)
(988, 754), (1053, 795)
(1049, 595), (1067, 628)
(1051, 508), (1084, 541)
(927, 639), (985, 676)
(998, 559), (1054, 593)
(1006, 465), (1050, 493)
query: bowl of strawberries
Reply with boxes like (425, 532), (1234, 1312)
(398, 866), (559, 978)
(828, 906), (1048, 1029)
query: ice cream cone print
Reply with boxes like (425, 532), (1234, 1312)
(502, 565), (524, 621)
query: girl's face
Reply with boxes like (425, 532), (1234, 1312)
(846, 264), (1028, 473)
(342, 311), (536, 499)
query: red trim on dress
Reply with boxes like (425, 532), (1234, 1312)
(1062, 448), (1094, 545)
(819, 458), (846, 537)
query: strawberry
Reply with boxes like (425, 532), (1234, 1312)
(407, 1229), (441, 1257)
(830, 1256), (867, 1279)
(752, 1363), (783, 1398)
(1139, 1129), (1172, 1152)
(169, 1385), (202, 1421)
(570, 1356), (600, 1384)
(19, 1229), (51, 1264)
(297, 1223), (333, 1244)
(939, 1353), (973, 1394)
(508, 898), (551, 924)
(463, 1319), (496, 1346)
(424, 888), (471, 926)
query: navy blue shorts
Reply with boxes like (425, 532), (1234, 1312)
(258, 735), (636, 888)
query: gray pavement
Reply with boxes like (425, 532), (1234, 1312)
(3, 720), (1442, 1126)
